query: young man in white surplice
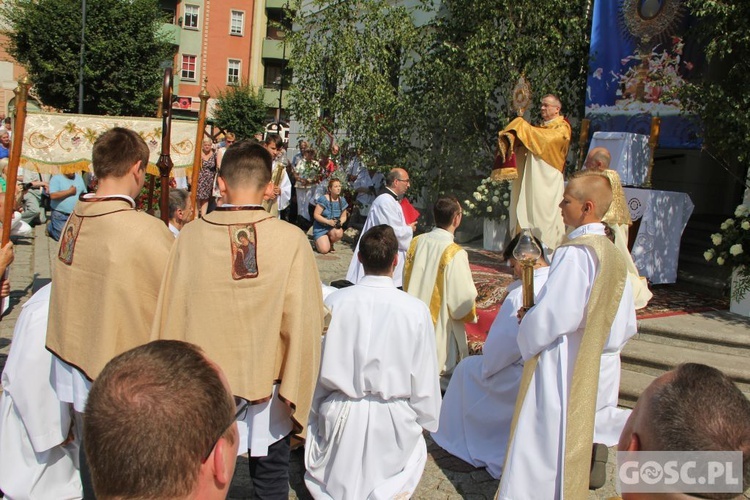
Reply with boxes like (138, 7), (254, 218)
(305, 224), (442, 499)
(430, 233), (548, 479)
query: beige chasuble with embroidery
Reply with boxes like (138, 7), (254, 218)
(46, 197), (174, 381)
(151, 208), (323, 436)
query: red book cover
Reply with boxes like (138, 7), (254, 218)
(400, 197), (420, 225)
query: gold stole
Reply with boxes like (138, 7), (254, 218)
(404, 238), (473, 358)
(499, 234), (627, 499)
(262, 163), (286, 216)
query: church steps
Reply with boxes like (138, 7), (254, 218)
(635, 312), (750, 356)
(620, 338), (750, 394)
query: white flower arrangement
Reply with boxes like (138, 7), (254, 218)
(706, 204), (750, 301)
(464, 178), (512, 222)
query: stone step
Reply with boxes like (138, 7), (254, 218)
(636, 311), (750, 356)
(619, 367), (750, 409)
(621, 338), (750, 393)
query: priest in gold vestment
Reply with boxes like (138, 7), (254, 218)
(495, 94), (571, 253)
(151, 140), (323, 499)
(583, 146), (652, 309)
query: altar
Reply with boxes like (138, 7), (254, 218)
(624, 187), (694, 284)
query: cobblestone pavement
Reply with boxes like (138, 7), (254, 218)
(0, 224), (623, 499)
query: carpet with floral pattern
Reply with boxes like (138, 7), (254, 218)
(464, 247), (730, 354)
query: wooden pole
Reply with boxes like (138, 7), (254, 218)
(156, 68), (173, 224)
(146, 96), (163, 215)
(189, 84), (210, 220)
(2, 76), (31, 246)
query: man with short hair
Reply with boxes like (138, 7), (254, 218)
(152, 140), (323, 498)
(168, 188), (191, 236)
(84, 340), (239, 500)
(403, 195), (477, 383)
(498, 171), (637, 499)
(346, 167), (416, 287)
(495, 93), (571, 254)
(45, 126), (175, 496)
(262, 133), (292, 218)
(47, 170), (87, 240)
(618, 363), (750, 499)
(584, 146), (652, 309)
(305, 224), (442, 499)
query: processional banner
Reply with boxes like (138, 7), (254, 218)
(19, 112), (198, 178)
(585, 0), (704, 149)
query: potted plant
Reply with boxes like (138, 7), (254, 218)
(705, 203), (750, 315)
(464, 177), (512, 251)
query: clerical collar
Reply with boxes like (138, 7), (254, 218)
(81, 193), (136, 208)
(214, 204), (265, 211)
(383, 187), (399, 201)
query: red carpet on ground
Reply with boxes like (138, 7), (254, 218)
(464, 248), (729, 353)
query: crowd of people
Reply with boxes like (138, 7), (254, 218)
(0, 96), (748, 500)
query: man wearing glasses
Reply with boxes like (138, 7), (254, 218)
(346, 167), (416, 287)
(84, 340), (241, 500)
(495, 94), (571, 257)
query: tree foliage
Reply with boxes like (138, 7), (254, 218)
(1, 0), (174, 116)
(678, 0), (750, 167)
(212, 82), (267, 140)
(405, 0), (591, 195)
(288, 0), (591, 200)
(287, 0), (429, 160)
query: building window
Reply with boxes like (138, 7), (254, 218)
(181, 55), (197, 80)
(230, 10), (244, 36)
(227, 59), (241, 85)
(183, 4), (199, 29)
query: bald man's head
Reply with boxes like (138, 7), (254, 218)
(584, 147), (611, 172)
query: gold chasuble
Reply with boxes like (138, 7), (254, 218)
(601, 169), (631, 227)
(151, 208), (323, 436)
(46, 197), (175, 381)
(494, 116), (572, 180)
(503, 235), (627, 500)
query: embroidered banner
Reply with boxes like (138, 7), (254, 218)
(585, 0), (704, 149)
(19, 112), (198, 178)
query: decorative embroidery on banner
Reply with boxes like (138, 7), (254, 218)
(58, 214), (83, 265)
(229, 224), (259, 279)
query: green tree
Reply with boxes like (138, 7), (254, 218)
(287, 0), (429, 161)
(288, 0), (591, 202)
(212, 82), (267, 140)
(678, 1), (750, 169)
(1, 0), (174, 116)
(405, 0), (591, 196)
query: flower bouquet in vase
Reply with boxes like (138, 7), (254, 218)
(464, 178), (512, 252)
(705, 204), (750, 316)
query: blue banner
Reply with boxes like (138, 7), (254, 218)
(585, 0), (703, 149)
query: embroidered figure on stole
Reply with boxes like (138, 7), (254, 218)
(230, 224), (259, 279)
(58, 214), (83, 265)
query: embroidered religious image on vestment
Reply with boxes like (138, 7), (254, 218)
(58, 213), (83, 265)
(229, 224), (259, 279)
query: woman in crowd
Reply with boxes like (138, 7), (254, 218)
(196, 138), (217, 216)
(312, 178), (348, 254)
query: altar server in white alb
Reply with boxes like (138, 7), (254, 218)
(306, 225), (442, 499)
(346, 168), (416, 287)
(431, 233), (549, 479)
(262, 133), (292, 218)
(0, 284), (82, 499)
(498, 172), (636, 500)
(403, 195), (477, 383)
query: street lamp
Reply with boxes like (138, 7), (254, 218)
(274, 2), (289, 126)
